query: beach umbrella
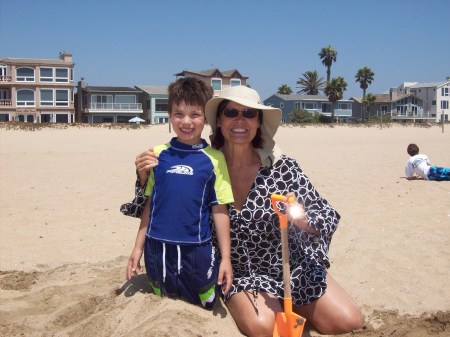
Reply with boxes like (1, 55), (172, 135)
(128, 117), (145, 124)
(271, 194), (306, 337)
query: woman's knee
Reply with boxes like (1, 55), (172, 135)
(240, 315), (274, 337)
(314, 303), (363, 335)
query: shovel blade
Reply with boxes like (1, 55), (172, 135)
(273, 311), (305, 337)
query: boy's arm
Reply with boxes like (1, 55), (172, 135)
(211, 204), (233, 295)
(126, 198), (151, 280)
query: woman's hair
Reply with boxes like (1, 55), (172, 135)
(211, 99), (264, 149)
(407, 143), (419, 156)
(167, 77), (213, 113)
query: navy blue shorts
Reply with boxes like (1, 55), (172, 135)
(144, 238), (218, 308)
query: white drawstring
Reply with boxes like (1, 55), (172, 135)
(162, 243), (166, 282)
(177, 245), (181, 274)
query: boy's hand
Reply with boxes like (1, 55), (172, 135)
(126, 248), (144, 280)
(217, 259), (233, 296)
(135, 148), (158, 186)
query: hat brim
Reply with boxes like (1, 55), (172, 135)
(205, 89), (282, 151)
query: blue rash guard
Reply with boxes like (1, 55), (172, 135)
(144, 137), (233, 245)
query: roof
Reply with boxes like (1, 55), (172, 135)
(350, 93), (422, 103)
(409, 81), (449, 88)
(135, 85), (168, 95)
(174, 68), (248, 79)
(81, 86), (141, 93)
(0, 57), (74, 67)
(270, 93), (352, 102)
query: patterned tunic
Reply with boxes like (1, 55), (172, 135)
(216, 154), (340, 306)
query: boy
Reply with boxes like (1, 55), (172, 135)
(126, 77), (233, 308)
(405, 143), (450, 181)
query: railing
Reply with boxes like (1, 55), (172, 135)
(0, 76), (12, 82)
(391, 112), (432, 118)
(0, 99), (12, 106)
(87, 102), (142, 111)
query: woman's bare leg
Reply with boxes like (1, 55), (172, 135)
(226, 291), (282, 337)
(295, 273), (363, 334)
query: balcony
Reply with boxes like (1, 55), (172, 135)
(86, 102), (143, 114)
(391, 111), (431, 118)
(0, 99), (12, 106)
(0, 76), (12, 82)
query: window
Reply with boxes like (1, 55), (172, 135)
(280, 102), (284, 108)
(302, 102), (317, 110)
(381, 105), (388, 113)
(55, 90), (69, 106)
(92, 95), (113, 103)
(0, 64), (6, 77)
(441, 100), (449, 109)
(40, 68), (53, 82)
(442, 87), (449, 96)
(39, 89), (69, 106)
(294, 102), (301, 109)
(211, 78), (222, 91)
(230, 79), (241, 86)
(16, 67), (35, 82)
(115, 95), (136, 103)
(155, 99), (168, 112)
(321, 102), (331, 112)
(40, 89), (53, 106)
(338, 102), (351, 110)
(17, 89), (35, 106)
(55, 68), (69, 82)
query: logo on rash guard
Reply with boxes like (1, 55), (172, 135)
(166, 165), (194, 175)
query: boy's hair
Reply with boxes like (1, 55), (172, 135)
(407, 143), (419, 156)
(167, 77), (214, 114)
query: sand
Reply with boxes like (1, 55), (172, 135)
(0, 122), (449, 336)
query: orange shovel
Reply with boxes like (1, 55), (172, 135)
(271, 194), (306, 337)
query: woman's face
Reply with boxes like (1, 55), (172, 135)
(218, 101), (260, 145)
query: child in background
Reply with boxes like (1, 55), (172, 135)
(126, 77), (234, 308)
(405, 143), (450, 181)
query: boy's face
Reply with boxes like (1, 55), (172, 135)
(170, 101), (206, 145)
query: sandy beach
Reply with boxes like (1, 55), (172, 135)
(0, 122), (449, 336)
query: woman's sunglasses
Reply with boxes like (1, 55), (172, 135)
(223, 108), (258, 119)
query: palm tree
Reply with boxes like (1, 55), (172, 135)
(355, 66), (375, 98)
(324, 77), (347, 122)
(362, 93), (376, 120)
(277, 84), (293, 95)
(296, 70), (325, 95)
(319, 45), (337, 82)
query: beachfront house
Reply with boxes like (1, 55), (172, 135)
(135, 85), (168, 125)
(75, 80), (143, 123)
(0, 51), (75, 123)
(263, 94), (353, 123)
(350, 80), (450, 123)
(175, 68), (249, 95)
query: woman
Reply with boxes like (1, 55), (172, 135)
(122, 86), (363, 336)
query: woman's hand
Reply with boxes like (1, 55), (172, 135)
(284, 192), (310, 232)
(135, 148), (158, 187)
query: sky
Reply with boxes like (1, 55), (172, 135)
(0, 0), (449, 100)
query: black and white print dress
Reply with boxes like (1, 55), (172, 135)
(218, 154), (340, 306)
